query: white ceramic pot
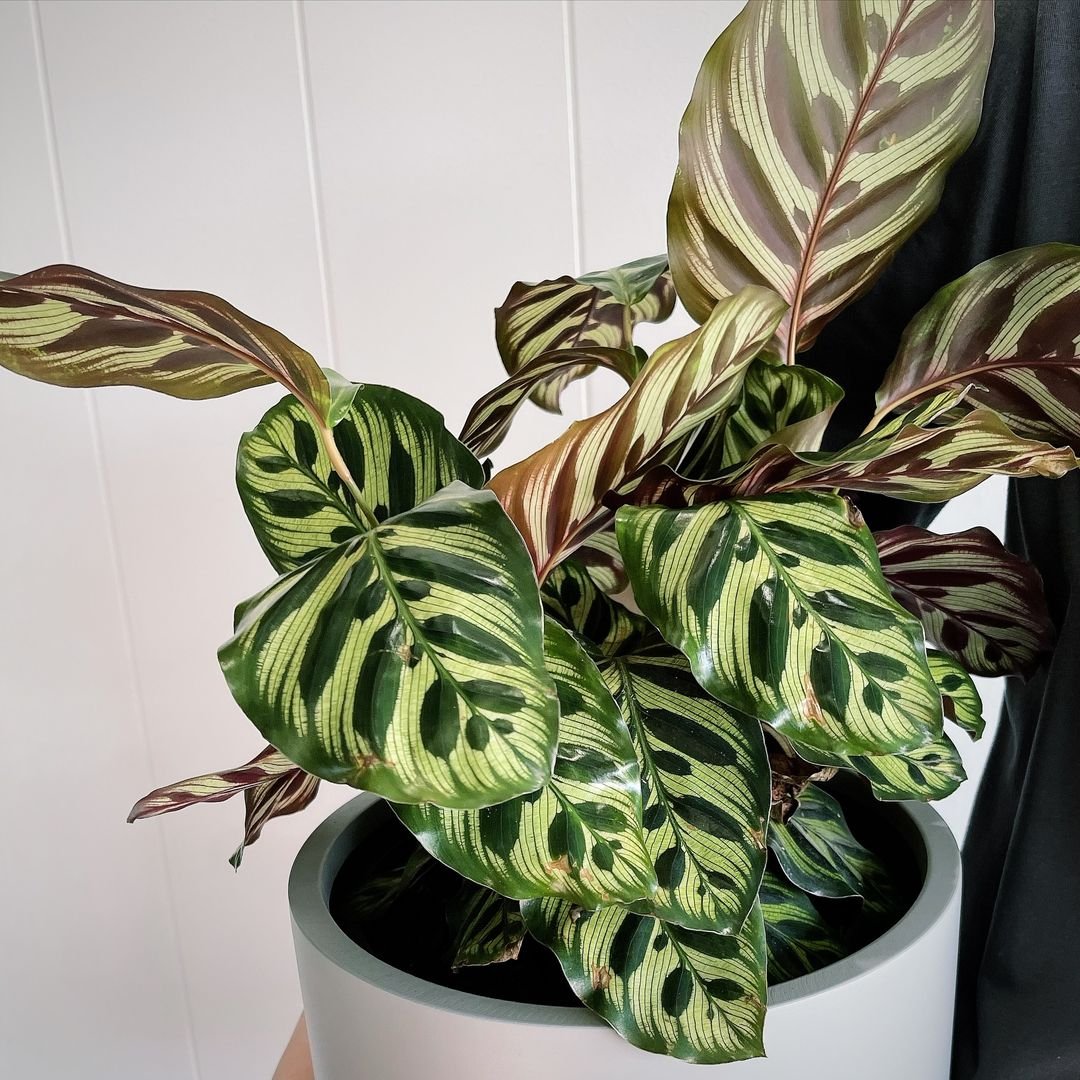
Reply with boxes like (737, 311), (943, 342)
(290, 793), (960, 1079)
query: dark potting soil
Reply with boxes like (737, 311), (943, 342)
(328, 781), (922, 1009)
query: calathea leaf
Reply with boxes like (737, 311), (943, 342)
(494, 254), (674, 414)
(0, 264), (331, 413)
(848, 732), (966, 803)
(875, 524), (1054, 678)
(522, 897), (767, 1064)
(766, 784), (890, 903)
(640, 392), (1077, 507)
(667, 0), (993, 363)
(446, 885), (525, 970)
(616, 492), (941, 758)
(572, 529), (628, 595)
(874, 244), (1080, 449)
(228, 765), (321, 868)
(928, 650), (984, 740)
(489, 285), (787, 579)
(759, 869), (846, 984)
(601, 651), (770, 935)
(220, 483), (558, 809)
(394, 619), (654, 907)
(238, 385), (483, 573)
(678, 358), (843, 479)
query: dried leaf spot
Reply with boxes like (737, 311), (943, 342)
(396, 643), (414, 664)
(545, 854), (572, 877)
(590, 965), (613, 992)
(799, 674), (827, 727)
(354, 752), (391, 771)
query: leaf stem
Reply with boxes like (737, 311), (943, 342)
(316, 421), (379, 528)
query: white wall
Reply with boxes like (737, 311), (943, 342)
(0, 2), (1004, 1077)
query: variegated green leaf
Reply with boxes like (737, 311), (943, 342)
(759, 869), (846, 984)
(489, 286), (787, 579)
(238, 385), (483, 573)
(616, 492), (941, 758)
(876, 525), (1053, 678)
(928, 650), (984, 740)
(678, 358), (843, 478)
(874, 244), (1080, 449)
(395, 619), (654, 906)
(602, 652), (770, 934)
(767, 784), (889, 902)
(541, 559), (653, 660)
(573, 529), (628, 595)
(447, 886), (525, 970)
(848, 731), (965, 802)
(0, 264), (330, 413)
(522, 897), (767, 1064)
(668, 0), (993, 363)
(495, 255), (674, 413)
(220, 483), (558, 809)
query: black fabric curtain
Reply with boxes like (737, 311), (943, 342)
(799, 2), (1080, 1075)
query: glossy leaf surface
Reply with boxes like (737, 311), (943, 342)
(850, 732), (965, 802)
(928, 650), (984, 740)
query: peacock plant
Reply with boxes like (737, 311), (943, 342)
(4, 0), (1079, 1065)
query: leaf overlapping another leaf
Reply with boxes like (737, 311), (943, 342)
(488, 286), (787, 579)
(668, 0), (994, 363)
(447, 886), (525, 970)
(759, 869), (846, 984)
(875, 524), (1054, 678)
(220, 483), (558, 808)
(928, 651), (984, 740)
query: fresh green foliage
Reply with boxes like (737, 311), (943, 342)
(10, 0), (1080, 1067)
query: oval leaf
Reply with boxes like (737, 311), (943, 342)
(617, 492), (941, 757)
(759, 869), (846, 984)
(927, 650), (984, 740)
(395, 619), (655, 907)
(668, 0), (993, 362)
(220, 483), (558, 809)
(238, 385), (483, 572)
(849, 731), (965, 802)
(523, 897), (766, 1064)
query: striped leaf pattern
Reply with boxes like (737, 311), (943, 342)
(0, 264), (329, 412)
(668, 0), (993, 363)
(875, 524), (1054, 677)
(572, 529), (628, 595)
(766, 784), (890, 902)
(678, 358), (843, 478)
(849, 732), (965, 802)
(220, 483), (558, 808)
(523, 897), (767, 1064)
(602, 652), (770, 935)
(616, 493), (941, 758)
(759, 870), (846, 984)
(929, 650), (984, 740)
(875, 244), (1080, 448)
(238, 386), (483, 573)
(228, 765), (321, 868)
(495, 255), (674, 413)
(394, 619), (654, 907)
(447, 887), (525, 970)
(489, 286), (787, 579)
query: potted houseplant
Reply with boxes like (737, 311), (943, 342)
(2, 0), (1077, 1074)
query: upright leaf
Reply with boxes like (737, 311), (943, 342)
(523, 897), (767, 1064)
(668, 0), (994, 362)
(617, 493), (941, 758)
(489, 286), (787, 579)
(238, 385), (483, 572)
(602, 652), (770, 935)
(875, 524), (1054, 677)
(759, 870), (846, 984)
(875, 244), (1080, 448)
(0, 264), (330, 412)
(395, 619), (655, 907)
(220, 483), (558, 809)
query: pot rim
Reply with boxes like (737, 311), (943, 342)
(289, 791), (960, 1029)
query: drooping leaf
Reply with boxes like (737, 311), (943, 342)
(678, 358), (843, 478)
(667, 0), (993, 363)
(638, 392), (1077, 507)
(875, 244), (1080, 449)
(541, 559), (653, 659)
(395, 619), (654, 907)
(848, 732), (966, 803)
(228, 765), (321, 868)
(238, 385), (483, 573)
(447, 885), (525, 970)
(766, 784), (890, 903)
(759, 869), (846, 984)
(489, 286), (787, 579)
(616, 492), (941, 758)
(522, 897), (767, 1064)
(494, 255), (674, 413)
(220, 483), (558, 809)
(0, 264), (330, 414)
(875, 524), (1054, 678)
(602, 651), (770, 934)
(927, 650), (984, 740)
